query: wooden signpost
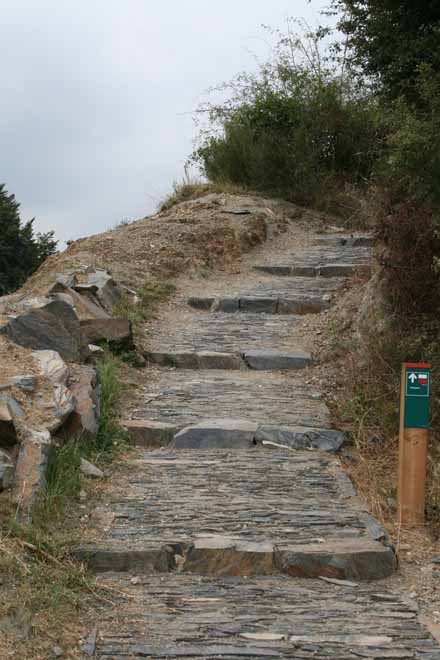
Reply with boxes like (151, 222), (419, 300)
(398, 362), (431, 526)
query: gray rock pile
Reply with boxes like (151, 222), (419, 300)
(0, 267), (132, 509)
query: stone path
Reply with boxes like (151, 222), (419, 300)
(83, 230), (439, 658)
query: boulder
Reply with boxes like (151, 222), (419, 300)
(80, 458), (104, 479)
(87, 270), (122, 312)
(62, 366), (101, 437)
(33, 350), (69, 385)
(5, 299), (82, 362)
(14, 428), (52, 509)
(80, 318), (133, 349)
(49, 281), (109, 320)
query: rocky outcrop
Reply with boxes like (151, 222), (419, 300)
(0, 265), (129, 509)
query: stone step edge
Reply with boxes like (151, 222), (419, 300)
(73, 537), (396, 581)
(142, 349), (314, 371)
(187, 296), (330, 315)
(120, 419), (344, 453)
(253, 263), (372, 278)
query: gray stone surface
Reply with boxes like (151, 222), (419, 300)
(134, 370), (329, 429)
(95, 575), (440, 660)
(78, 448), (394, 580)
(87, 270), (123, 312)
(80, 318), (133, 349)
(173, 419), (258, 449)
(256, 425), (344, 452)
(243, 349), (313, 370)
(5, 299), (81, 361)
(148, 313), (303, 360)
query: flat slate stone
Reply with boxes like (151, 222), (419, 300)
(256, 425), (344, 452)
(243, 349), (313, 370)
(78, 448), (394, 580)
(173, 419), (258, 449)
(94, 575), (440, 659)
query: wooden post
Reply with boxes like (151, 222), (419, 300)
(397, 363), (431, 527)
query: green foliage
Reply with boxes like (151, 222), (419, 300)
(113, 278), (176, 325)
(331, 0), (440, 104)
(192, 24), (383, 212)
(0, 184), (57, 295)
(376, 67), (440, 204)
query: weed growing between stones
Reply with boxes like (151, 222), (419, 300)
(0, 354), (126, 655)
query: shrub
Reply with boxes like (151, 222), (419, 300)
(192, 23), (383, 212)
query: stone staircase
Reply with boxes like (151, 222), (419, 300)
(82, 231), (440, 659)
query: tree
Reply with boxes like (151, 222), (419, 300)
(331, 0), (440, 104)
(0, 184), (57, 295)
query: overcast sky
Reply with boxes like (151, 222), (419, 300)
(1, 0), (328, 245)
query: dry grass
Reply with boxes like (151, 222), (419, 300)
(159, 180), (252, 212)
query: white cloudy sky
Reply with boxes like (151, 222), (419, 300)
(1, 0), (328, 245)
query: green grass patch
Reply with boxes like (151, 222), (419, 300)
(113, 277), (176, 326)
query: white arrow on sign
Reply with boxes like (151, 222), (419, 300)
(408, 373), (418, 384)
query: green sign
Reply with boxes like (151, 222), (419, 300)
(404, 364), (431, 429)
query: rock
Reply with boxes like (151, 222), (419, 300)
(0, 395), (24, 421)
(56, 273), (77, 288)
(432, 557), (440, 565)
(243, 350), (313, 371)
(87, 270), (122, 312)
(121, 419), (176, 448)
(187, 296), (215, 311)
(173, 419), (258, 449)
(14, 428), (52, 509)
(239, 297), (278, 314)
(33, 350), (69, 385)
(81, 627), (98, 657)
(184, 537), (274, 576)
(80, 318), (133, 350)
(197, 351), (241, 370)
(8, 376), (37, 391)
(62, 366), (100, 437)
(80, 458), (104, 478)
(211, 298), (239, 313)
(49, 281), (109, 320)
(274, 540), (396, 580)
(5, 299), (82, 362)
(51, 646), (64, 658)
(256, 425), (345, 453)
(47, 384), (76, 432)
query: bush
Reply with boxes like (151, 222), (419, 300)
(375, 200), (440, 315)
(193, 24), (383, 212)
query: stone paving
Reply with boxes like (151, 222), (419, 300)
(145, 312), (313, 371)
(78, 449), (395, 580)
(132, 369), (330, 430)
(96, 575), (440, 659)
(85, 229), (439, 658)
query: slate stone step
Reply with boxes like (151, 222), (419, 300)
(254, 263), (372, 278)
(94, 574), (440, 660)
(132, 369), (331, 430)
(76, 448), (395, 581)
(188, 295), (330, 314)
(122, 417), (344, 453)
(144, 349), (313, 371)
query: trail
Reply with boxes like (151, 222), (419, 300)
(80, 229), (440, 659)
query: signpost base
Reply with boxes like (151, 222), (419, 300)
(398, 427), (428, 526)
